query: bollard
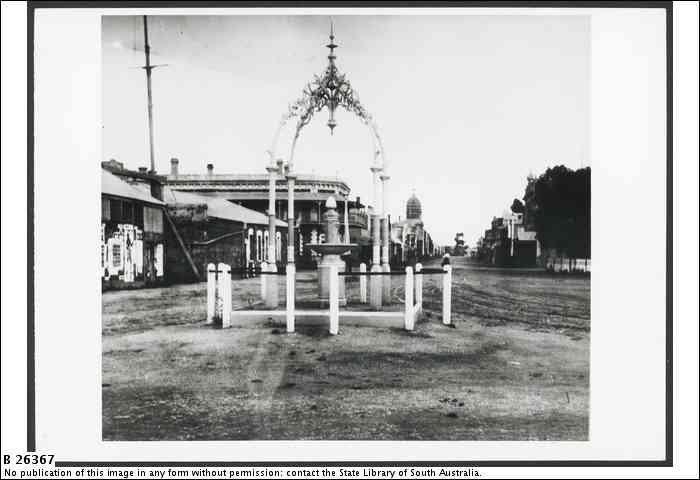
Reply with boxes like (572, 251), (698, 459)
(266, 262), (279, 308)
(359, 263), (367, 303)
(370, 264), (383, 309)
(404, 266), (414, 331)
(206, 263), (216, 324)
(219, 263), (232, 328)
(415, 262), (423, 314)
(329, 265), (339, 335)
(382, 263), (391, 304)
(442, 264), (452, 325)
(260, 262), (267, 302)
(286, 264), (295, 333)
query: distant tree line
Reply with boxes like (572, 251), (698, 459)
(521, 165), (591, 259)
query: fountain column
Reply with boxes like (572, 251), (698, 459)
(316, 196), (348, 306)
(370, 165), (383, 308)
(265, 161), (280, 308)
(380, 172), (391, 303)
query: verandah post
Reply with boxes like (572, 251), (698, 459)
(206, 263), (216, 324)
(329, 265), (339, 335)
(404, 266), (414, 331)
(442, 264), (452, 325)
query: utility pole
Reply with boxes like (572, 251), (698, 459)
(142, 15), (161, 174)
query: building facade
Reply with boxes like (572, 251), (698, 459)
(163, 189), (287, 282)
(390, 193), (438, 266)
(477, 212), (540, 267)
(164, 160), (371, 269)
(101, 169), (166, 290)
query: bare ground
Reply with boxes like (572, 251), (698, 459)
(102, 256), (589, 440)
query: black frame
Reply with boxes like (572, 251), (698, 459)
(26, 0), (674, 468)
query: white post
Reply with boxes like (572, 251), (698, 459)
(369, 166), (382, 309)
(404, 266), (414, 331)
(343, 194), (350, 244)
(442, 264), (452, 325)
(329, 265), (339, 335)
(382, 257), (391, 304)
(287, 174), (297, 264)
(415, 262), (423, 313)
(359, 262), (367, 303)
(286, 264), (295, 333)
(266, 163), (279, 308)
(380, 173), (391, 304)
(266, 262), (278, 308)
(260, 261), (267, 301)
(206, 263), (216, 324)
(380, 173), (390, 265)
(219, 263), (232, 328)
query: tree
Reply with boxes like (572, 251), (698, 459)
(523, 166), (590, 258)
(510, 198), (525, 214)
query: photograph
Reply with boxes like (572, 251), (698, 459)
(100, 14), (591, 441)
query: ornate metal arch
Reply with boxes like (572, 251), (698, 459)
(268, 24), (387, 174)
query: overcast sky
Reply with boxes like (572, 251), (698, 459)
(102, 14), (590, 246)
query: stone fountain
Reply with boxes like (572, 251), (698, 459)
(307, 196), (357, 306)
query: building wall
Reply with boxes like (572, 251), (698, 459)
(165, 206), (244, 282)
(165, 203), (289, 282)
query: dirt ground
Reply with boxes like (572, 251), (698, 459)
(102, 256), (590, 440)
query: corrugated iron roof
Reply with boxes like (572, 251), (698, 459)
(163, 188), (287, 227)
(102, 169), (164, 205)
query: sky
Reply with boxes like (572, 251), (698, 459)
(102, 14), (590, 246)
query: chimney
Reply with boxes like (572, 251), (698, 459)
(207, 163), (214, 175)
(170, 158), (179, 175)
(138, 167), (148, 173)
(356, 196), (361, 206)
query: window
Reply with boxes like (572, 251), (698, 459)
(144, 207), (163, 233)
(110, 199), (122, 221)
(134, 205), (144, 227)
(102, 198), (110, 220)
(122, 202), (134, 223)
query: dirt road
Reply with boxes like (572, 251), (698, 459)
(102, 257), (589, 440)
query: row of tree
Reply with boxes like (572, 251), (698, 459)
(518, 165), (591, 259)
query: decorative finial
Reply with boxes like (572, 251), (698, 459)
(327, 18), (337, 60)
(326, 18), (338, 134)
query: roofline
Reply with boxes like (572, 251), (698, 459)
(165, 173), (350, 189)
(103, 165), (166, 182)
(101, 192), (165, 207)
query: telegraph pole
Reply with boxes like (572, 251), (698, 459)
(143, 15), (156, 174)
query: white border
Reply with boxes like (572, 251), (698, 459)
(22, 5), (680, 466)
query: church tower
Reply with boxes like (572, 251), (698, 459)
(406, 192), (422, 220)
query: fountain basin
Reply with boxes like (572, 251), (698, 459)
(305, 244), (358, 307)
(306, 243), (357, 256)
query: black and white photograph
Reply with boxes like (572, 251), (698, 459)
(100, 13), (591, 441)
(5, 1), (699, 477)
